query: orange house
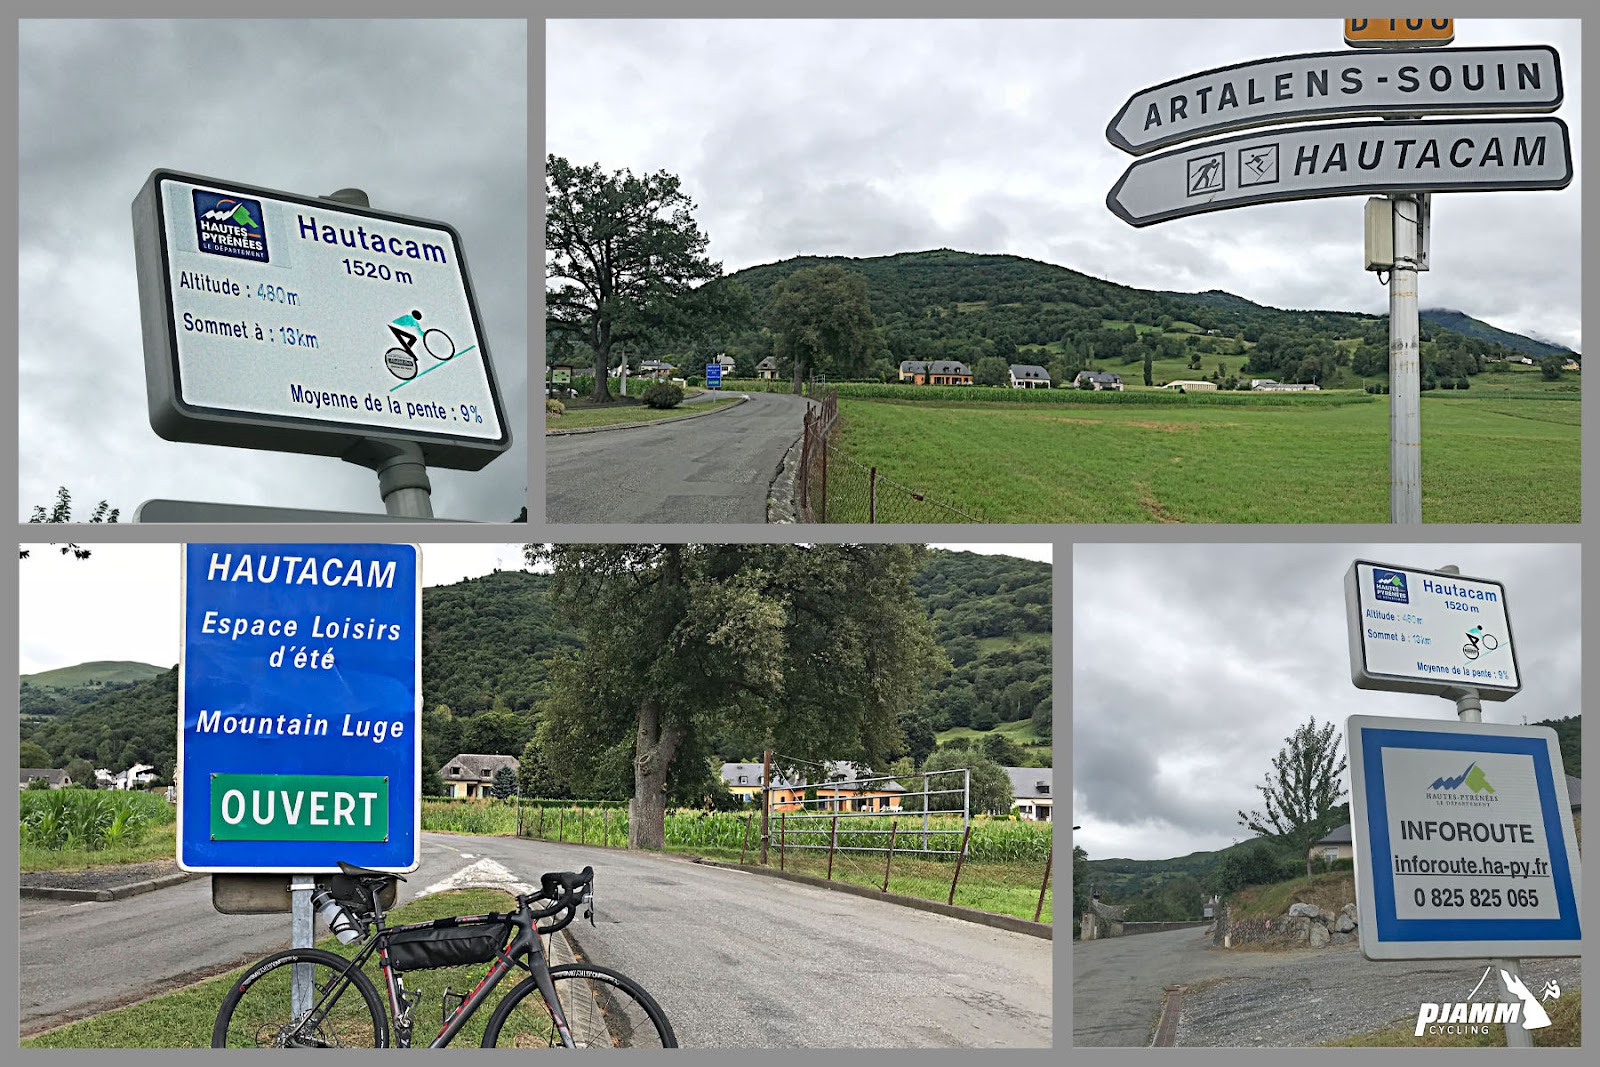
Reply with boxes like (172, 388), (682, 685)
(719, 761), (908, 813)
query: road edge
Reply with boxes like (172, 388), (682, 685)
(766, 395), (819, 523)
(693, 857), (1052, 940)
(545, 395), (746, 436)
(20, 870), (206, 902)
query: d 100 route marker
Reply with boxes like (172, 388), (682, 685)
(1107, 46), (1561, 155)
(1344, 560), (1521, 700)
(1346, 18), (1455, 48)
(1106, 116), (1571, 227)
(1347, 714), (1581, 960)
(133, 169), (511, 471)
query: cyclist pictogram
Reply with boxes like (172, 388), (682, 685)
(1462, 625), (1501, 660)
(383, 309), (461, 381)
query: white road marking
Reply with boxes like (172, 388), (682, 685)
(418, 857), (535, 900)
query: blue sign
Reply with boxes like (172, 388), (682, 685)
(177, 544), (421, 873)
(706, 362), (722, 388)
(1347, 715), (1581, 960)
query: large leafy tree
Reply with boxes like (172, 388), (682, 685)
(900, 748), (1013, 815)
(525, 544), (947, 850)
(545, 156), (722, 402)
(1237, 716), (1349, 877)
(766, 265), (876, 393)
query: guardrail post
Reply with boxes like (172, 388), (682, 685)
(740, 812), (753, 865)
(948, 825), (973, 906)
(883, 820), (898, 892)
(1035, 846), (1053, 923)
(780, 812), (787, 871)
(827, 815), (839, 881)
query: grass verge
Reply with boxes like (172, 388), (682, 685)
(22, 888), (519, 1048)
(546, 396), (737, 430)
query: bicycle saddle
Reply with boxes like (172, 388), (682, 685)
(338, 860), (408, 882)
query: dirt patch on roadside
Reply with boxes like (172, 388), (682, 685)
(1135, 485), (1183, 523)
(20, 859), (183, 893)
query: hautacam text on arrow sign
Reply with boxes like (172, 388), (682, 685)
(1106, 117), (1572, 227)
(1107, 46), (1562, 155)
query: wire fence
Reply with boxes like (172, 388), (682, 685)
(796, 386), (986, 524)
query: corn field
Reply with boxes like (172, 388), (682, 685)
(19, 789), (170, 852)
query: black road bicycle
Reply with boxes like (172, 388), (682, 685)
(212, 862), (676, 1049)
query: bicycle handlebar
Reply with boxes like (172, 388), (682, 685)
(517, 866), (594, 932)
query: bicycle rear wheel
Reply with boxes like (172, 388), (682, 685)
(481, 963), (677, 1048)
(213, 947), (388, 1048)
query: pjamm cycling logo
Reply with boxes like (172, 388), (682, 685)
(192, 189), (268, 263)
(1372, 568), (1410, 604)
(1414, 968), (1558, 1037)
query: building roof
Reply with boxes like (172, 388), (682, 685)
(20, 768), (69, 786)
(929, 360), (971, 375)
(899, 360), (930, 373)
(639, 359), (674, 370)
(719, 761), (907, 793)
(440, 753), (520, 780)
(1076, 370), (1122, 383)
(1009, 364), (1050, 379)
(1566, 774), (1581, 812)
(1002, 766), (1052, 799)
(756, 356), (778, 370)
(1314, 823), (1354, 846)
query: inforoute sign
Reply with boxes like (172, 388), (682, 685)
(177, 543), (422, 873)
(1106, 46), (1562, 155)
(1344, 560), (1521, 699)
(1347, 715), (1581, 960)
(1106, 116), (1572, 227)
(132, 170), (510, 471)
(1346, 18), (1455, 48)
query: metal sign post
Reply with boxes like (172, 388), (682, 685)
(1388, 194), (1423, 523)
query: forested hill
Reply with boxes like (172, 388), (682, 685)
(18, 552), (1052, 781)
(715, 249), (1571, 382)
(1419, 309), (1569, 359)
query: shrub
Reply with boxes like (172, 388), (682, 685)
(642, 382), (685, 409)
(545, 399), (565, 415)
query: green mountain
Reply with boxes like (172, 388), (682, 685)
(1534, 715), (1580, 777)
(711, 249), (1573, 387)
(17, 553), (1050, 782)
(1420, 309), (1570, 359)
(21, 660), (165, 689)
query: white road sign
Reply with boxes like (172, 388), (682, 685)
(1347, 715), (1581, 960)
(1344, 560), (1521, 699)
(1107, 46), (1562, 155)
(1106, 117), (1571, 227)
(133, 170), (511, 470)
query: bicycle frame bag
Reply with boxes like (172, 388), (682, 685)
(387, 922), (510, 971)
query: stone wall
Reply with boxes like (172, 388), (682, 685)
(1221, 901), (1359, 949)
(1079, 898), (1127, 939)
(1121, 920), (1211, 936)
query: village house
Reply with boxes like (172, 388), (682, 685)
(439, 753), (520, 798)
(719, 761), (908, 813)
(1073, 370), (1124, 391)
(755, 356), (780, 380)
(19, 768), (73, 790)
(1003, 766), (1053, 821)
(1008, 364), (1051, 389)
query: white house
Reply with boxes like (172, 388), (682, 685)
(1003, 767), (1053, 821)
(439, 753), (520, 798)
(1008, 364), (1051, 389)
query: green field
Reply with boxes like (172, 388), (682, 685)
(831, 394), (1579, 523)
(936, 719), (1048, 750)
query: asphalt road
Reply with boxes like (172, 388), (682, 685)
(21, 832), (1052, 1047)
(545, 392), (809, 523)
(1072, 926), (1312, 1046)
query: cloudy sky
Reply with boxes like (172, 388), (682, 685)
(548, 18), (1581, 352)
(18, 20), (527, 522)
(16, 541), (1045, 676)
(1073, 543), (1580, 861)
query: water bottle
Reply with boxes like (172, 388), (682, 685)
(311, 889), (363, 944)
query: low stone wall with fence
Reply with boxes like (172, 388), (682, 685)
(1122, 920), (1212, 936)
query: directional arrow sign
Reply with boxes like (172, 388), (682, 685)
(1106, 117), (1572, 228)
(1107, 46), (1562, 155)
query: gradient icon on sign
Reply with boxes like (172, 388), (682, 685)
(1372, 568), (1409, 604)
(192, 189), (268, 263)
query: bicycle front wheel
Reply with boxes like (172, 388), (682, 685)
(213, 947), (388, 1048)
(481, 963), (677, 1048)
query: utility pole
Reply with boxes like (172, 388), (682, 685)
(1387, 193), (1424, 523)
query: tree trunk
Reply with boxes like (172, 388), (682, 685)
(631, 696), (684, 851)
(791, 358), (805, 396)
(590, 340), (613, 403)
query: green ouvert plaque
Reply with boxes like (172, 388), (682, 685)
(209, 773), (390, 842)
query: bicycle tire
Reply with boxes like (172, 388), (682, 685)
(480, 963), (677, 1049)
(212, 946), (389, 1048)
(422, 328), (455, 362)
(1482, 634), (1500, 651)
